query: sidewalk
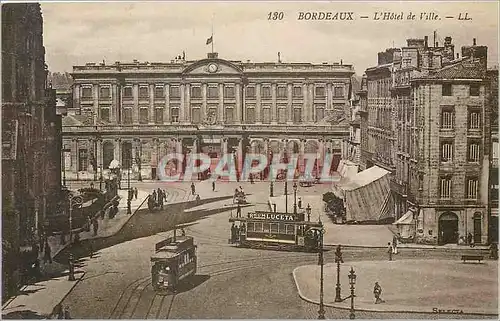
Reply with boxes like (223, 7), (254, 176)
(1, 189), (149, 319)
(293, 259), (498, 315)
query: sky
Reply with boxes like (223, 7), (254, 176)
(41, 1), (499, 75)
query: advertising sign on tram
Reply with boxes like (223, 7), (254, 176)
(247, 212), (296, 221)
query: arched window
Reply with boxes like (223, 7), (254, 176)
(103, 141), (114, 169)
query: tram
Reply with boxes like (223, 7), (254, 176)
(150, 229), (197, 292)
(229, 211), (323, 252)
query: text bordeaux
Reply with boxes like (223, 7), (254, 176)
(298, 12), (354, 21)
(248, 212), (296, 221)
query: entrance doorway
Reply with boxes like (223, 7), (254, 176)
(473, 212), (482, 244)
(438, 212), (458, 245)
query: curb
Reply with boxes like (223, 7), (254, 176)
(291, 267), (497, 316)
(322, 244), (490, 251)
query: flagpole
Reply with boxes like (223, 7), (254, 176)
(211, 15), (214, 53)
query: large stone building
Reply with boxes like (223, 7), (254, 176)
(359, 36), (494, 245)
(62, 53), (354, 181)
(2, 3), (60, 298)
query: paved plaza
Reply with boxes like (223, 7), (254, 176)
(293, 259), (498, 315)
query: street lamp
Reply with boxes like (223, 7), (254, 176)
(293, 182), (298, 214)
(68, 194), (83, 245)
(334, 245), (344, 302)
(348, 267), (357, 319)
(313, 224), (326, 320)
(270, 181), (274, 197)
(284, 179), (288, 214)
(306, 203), (311, 222)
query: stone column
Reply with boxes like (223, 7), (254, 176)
(287, 83), (293, 123)
(202, 83), (207, 121)
(302, 83), (308, 123)
(115, 138), (122, 166)
(264, 138), (269, 154)
(71, 138), (78, 174)
(235, 83), (241, 124)
(271, 83), (277, 123)
(237, 138), (243, 177)
(133, 84), (139, 124)
(327, 83), (333, 111)
(176, 138), (183, 173)
(218, 83), (224, 124)
(164, 84), (170, 124)
(308, 83), (314, 122)
(179, 84), (186, 123)
(256, 83), (262, 124)
(111, 83), (118, 123)
(184, 83), (191, 124)
(149, 83), (155, 124)
(93, 84), (99, 125)
(299, 139), (305, 173)
(221, 138), (228, 155)
(96, 138), (103, 174)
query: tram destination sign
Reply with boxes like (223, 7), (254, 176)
(248, 212), (296, 221)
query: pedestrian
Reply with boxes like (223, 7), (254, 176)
(63, 306), (72, 319)
(163, 189), (168, 202)
(158, 191), (164, 210)
(86, 215), (92, 232)
(467, 232), (474, 247)
(134, 187), (138, 200)
(43, 239), (52, 264)
(53, 304), (64, 319)
(489, 243), (498, 260)
(212, 180), (216, 192)
(387, 242), (393, 261)
(152, 190), (157, 205)
(196, 194), (201, 202)
(373, 282), (385, 304)
(191, 182), (196, 195)
(236, 203), (242, 218)
(249, 174), (254, 184)
(392, 234), (398, 254)
(231, 223), (236, 243)
(92, 217), (98, 236)
(298, 197), (302, 209)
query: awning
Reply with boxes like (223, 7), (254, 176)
(393, 210), (414, 225)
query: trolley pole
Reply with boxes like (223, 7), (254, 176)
(284, 180), (288, 214)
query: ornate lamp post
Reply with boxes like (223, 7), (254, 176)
(348, 267), (357, 319)
(284, 180), (288, 214)
(293, 182), (298, 214)
(306, 203), (311, 222)
(334, 245), (344, 302)
(315, 224), (326, 320)
(270, 181), (274, 197)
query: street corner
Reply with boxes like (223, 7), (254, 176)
(292, 259), (498, 315)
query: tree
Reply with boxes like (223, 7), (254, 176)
(323, 192), (345, 217)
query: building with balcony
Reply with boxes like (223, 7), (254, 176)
(360, 36), (493, 245)
(62, 53), (354, 182)
(2, 3), (60, 298)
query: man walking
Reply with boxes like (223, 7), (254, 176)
(212, 180), (216, 192)
(373, 282), (385, 304)
(191, 182), (196, 195)
(387, 242), (393, 261)
(134, 187), (138, 200)
(236, 203), (242, 218)
(92, 217), (99, 236)
(392, 234), (398, 254)
(43, 239), (52, 264)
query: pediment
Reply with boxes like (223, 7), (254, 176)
(183, 59), (243, 75)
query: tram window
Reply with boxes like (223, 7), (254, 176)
(278, 223), (286, 234)
(255, 222), (263, 232)
(271, 223), (279, 233)
(263, 223), (271, 233)
(286, 224), (295, 235)
(247, 222), (254, 232)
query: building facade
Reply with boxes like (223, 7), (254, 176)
(63, 53), (354, 181)
(360, 36), (493, 245)
(486, 68), (498, 243)
(2, 3), (60, 298)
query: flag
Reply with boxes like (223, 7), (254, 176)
(206, 36), (213, 45)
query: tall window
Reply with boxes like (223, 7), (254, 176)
(169, 86), (180, 99)
(262, 86), (271, 99)
(442, 84), (452, 96)
(171, 107), (179, 123)
(277, 107), (287, 124)
(277, 86), (287, 99)
(468, 111), (480, 129)
(100, 106), (110, 122)
(466, 177), (478, 199)
(139, 107), (149, 124)
(293, 86), (302, 98)
(246, 86), (255, 98)
(154, 86), (164, 99)
(468, 141), (480, 162)
(334, 86), (344, 97)
(470, 84), (480, 96)
(293, 106), (302, 124)
(224, 86), (235, 98)
(225, 106), (234, 123)
(191, 86), (202, 98)
(208, 106), (218, 123)
(262, 107), (271, 124)
(102, 142), (114, 169)
(122, 107), (133, 124)
(440, 176), (452, 198)
(154, 107), (163, 124)
(78, 149), (88, 171)
(315, 104), (325, 122)
(122, 142), (133, 169)
(208, 86), (218, 98)
(191, 106), (201, 124)
(315, 86), (325, 98)
(123, 87), (133, 99)
(441, 141), (453, 162)
(441, 109), (454, 129)
(81, 87), (92, 99)
(139, 86), (149, 99)
(246, 106), (255, 124)
(99, 86), (110, 99)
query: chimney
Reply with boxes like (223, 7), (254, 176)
(473, 38), (477, 46)
(424, 36), (428, 48)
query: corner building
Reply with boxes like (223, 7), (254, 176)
(63, 53), (354, 180)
